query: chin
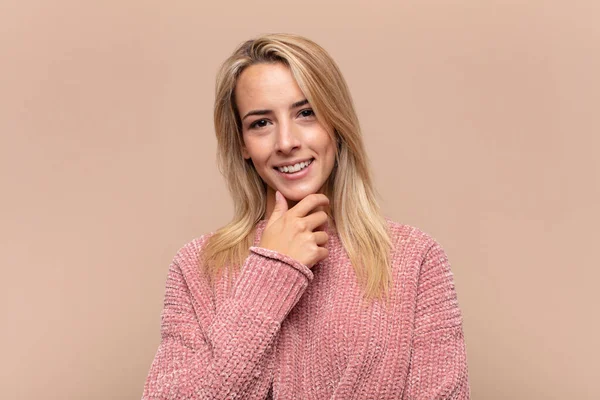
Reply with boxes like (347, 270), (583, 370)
(280, 186), (320, 202)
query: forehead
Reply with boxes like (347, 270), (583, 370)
(234, 63), (305, 113)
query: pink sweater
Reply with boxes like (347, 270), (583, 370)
(142, 219), (470, 399)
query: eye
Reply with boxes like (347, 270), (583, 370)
(298, 108), (315, 118)
(249, 119), (269, 129)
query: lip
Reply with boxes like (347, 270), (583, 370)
(272, 158), (314, 168)
(274, 159), (314, 181)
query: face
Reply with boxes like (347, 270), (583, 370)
(235, 62), (336, 205)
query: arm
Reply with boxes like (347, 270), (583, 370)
(142, 241), (313, 400)
(403, 239), (470, 400)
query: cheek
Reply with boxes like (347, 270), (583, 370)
(319, 132), (336, 159)
(242, 136), (259, 158)
(243, 139), (270, 166)
(241, 145), (250, 159)
(322, 135), (337, 173)
(240, 134), (250, 159)
(307, 125), (334, 148)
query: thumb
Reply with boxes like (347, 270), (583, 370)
(270, 190), (288, 221)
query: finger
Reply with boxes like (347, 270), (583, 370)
(269, 191), (289, 223)
(307, 246), (329, 268)
(313, 206), (330, 232)
(314, 220), (328, 232)
(316, 247), (329, 261)
(289, 194), (329, 218)
(313, 231), (329, 246)
(303, 211), (329, 231)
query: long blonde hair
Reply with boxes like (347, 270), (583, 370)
(203, 33), (392, 298)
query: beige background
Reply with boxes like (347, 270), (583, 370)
(1, 0), (599, 399)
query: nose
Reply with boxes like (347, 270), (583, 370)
(275, 121), (301, 154)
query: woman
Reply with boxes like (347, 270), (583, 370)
(142, 33), (470, 399)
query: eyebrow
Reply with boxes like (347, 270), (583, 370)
(242, 99), (309, 121)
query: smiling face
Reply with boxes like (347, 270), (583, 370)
(235, 62), (336, 211)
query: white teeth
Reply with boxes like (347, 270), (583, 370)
(277, 159), (313, 174)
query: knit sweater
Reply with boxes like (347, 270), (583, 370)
(142, 219), (470, 399)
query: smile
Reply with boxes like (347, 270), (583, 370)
(275, 158), (314, 174)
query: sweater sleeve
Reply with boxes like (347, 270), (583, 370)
(142, 242), (313, 400)
(403, 239), (470, 400)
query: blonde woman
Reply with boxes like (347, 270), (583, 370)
(142, 34), (470, 399)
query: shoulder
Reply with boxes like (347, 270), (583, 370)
(170, 234), (211, 264)
(384, 217), (441, 257)
(383, 218), (454, 280)
(166, 232), (219, 280)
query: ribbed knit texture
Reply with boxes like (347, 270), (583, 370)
(142, 219), (470, 399)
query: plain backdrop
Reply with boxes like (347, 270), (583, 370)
(1, 1), (599, 399)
